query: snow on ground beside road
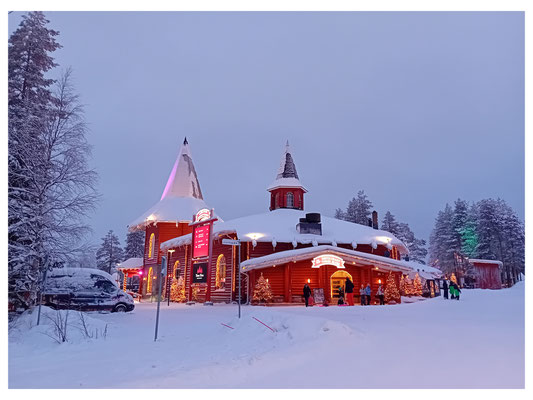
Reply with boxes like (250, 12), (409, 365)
(9, 282), (524, 389)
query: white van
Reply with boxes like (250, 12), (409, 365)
(43, 268), (135, 312)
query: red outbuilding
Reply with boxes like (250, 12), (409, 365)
(467, 259), (503, 289)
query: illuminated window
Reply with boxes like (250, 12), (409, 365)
(173, 260), (180, 280)
(147, 267), (153, 293)
(286, 192), (294, 208)
(275, 193), (280, 208)
(215, 254), (226, 290)
(148, 233), (155, 259)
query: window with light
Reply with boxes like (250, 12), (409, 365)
(215, 254), (226, 290)
(148, 233), (155, 259)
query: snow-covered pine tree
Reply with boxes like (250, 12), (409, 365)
(125, 231), (145, 259)
(345, 190), (373, 225)
(460, 202), (479, 257)
(96, 230), (124, 274)
(381, 211), (401, 236)
(8, 12), (62, 310)
(429, 204), (455, 275)
(334, 208), (346, 221)
(451, 199), (469, 253)
(395, 222), (428, 263)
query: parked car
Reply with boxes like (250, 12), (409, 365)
(43, 268), (134, 312)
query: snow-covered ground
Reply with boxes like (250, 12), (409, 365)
(9, 282), (524, 389)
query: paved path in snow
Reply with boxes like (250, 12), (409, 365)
(9, 283), (524, 388)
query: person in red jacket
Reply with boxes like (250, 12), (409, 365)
(345, 277), (355, 306)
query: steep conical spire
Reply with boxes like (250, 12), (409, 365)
(160, 138), (203, 200)
(275, 141), (299, 180)
(267, 141), (307, 193)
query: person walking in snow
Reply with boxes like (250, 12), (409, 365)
(450, 282), (461, 301)
(377, 283), (385, 305)
(365, 283), (372, 305)
(360, 284), (366, 305)
(303, 283), (312, 307)
(442, 279), (449, 299)
(345, 277), (355, 306)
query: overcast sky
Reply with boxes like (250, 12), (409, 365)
(9, 11), (525, 250)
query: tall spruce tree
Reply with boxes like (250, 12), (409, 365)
(381, 211), (401, 236)
(125, 231), (146, 259)
(429, 204), (455, 274)
(344, 190), (373, 225)
(8, 12), (61, 309)
(96, 231), (124, 274)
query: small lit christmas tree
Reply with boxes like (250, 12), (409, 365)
(399, 275), (406, 296)
(384, 272), (400, 304)
(413, 273), (423, 296)
(252, 273), (273, 303)
(170, 276), (186, 302)
(404, 275), (414, 296)
(450, 273), (458, 285)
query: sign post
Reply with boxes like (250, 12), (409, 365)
(222, 238), (241, 318)
(154, 256), (167, 342)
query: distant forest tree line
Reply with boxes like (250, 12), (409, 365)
(334, 191), (525, 282)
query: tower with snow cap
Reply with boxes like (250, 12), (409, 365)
(128, 138), (215, 298)
(267, 141), (307, 211)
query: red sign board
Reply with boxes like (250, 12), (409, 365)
(311, 254), (345, 269)
(193, 225), (210, 259)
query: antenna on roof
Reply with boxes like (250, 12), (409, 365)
(183, 137), (188, 145)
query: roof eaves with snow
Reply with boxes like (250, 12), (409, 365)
(239, 245), (412, 273)
(468, 259), (504, 267)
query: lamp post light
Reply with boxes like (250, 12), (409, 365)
(167, 249), (175, 306)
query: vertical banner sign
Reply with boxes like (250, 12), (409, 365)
(193, 225), (210, 258)
(188, 209), (217, 302)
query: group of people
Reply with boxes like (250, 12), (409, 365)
(442, 279), (462, 300)
(303, 277), (386, 306)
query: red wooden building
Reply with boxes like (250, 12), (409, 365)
(129, 140), (416, 305)
(467, 259), (503, 289)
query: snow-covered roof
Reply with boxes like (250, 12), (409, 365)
(402, 260), (443, 278)
(128, 138), (218, 231)
(160, 208), (409, 254)
(239, 245), (413, 274)
(116, 257), (143, 270)
(468, 259), (504, 267)
(266, 141), (307, 192)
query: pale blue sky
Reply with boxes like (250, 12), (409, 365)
(9, 12), (525, 249)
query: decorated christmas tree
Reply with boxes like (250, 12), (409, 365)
(404, 275), (415, 296)
(399, 275), (406, 296)
(252, 273), (273, 303)
(413, 272), (423, 296)
(191, 286), (199, 302)
(170, 276), (186, 302)
(384, 272), (400, 303)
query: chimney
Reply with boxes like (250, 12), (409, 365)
(372, 210), (378, 230)
(296, 213), (322, 235)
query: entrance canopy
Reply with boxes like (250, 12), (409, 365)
(240, 245), (412, 274)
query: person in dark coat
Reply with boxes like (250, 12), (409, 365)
(303, 283), (312, 307)
(359, 284), (366, 305)
(345, 277), (355, 306)
(442, 280), (449, 299)
(376, 284), (385, 305)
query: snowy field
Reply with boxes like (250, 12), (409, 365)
(9, 282), (524, 389)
